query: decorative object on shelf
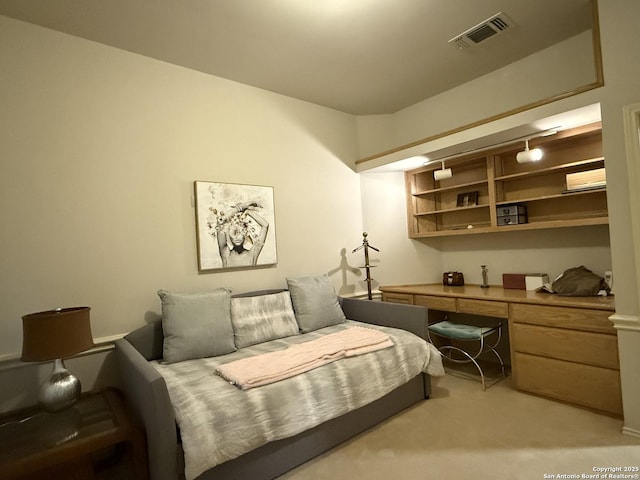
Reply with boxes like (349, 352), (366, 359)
(21, 307), (94, 412)
(433, 160), (452, 181)
(501, 272), (548, 290)
(194, 181), (277, 272)
(442, 271), (465, 286)
(496, 204), (527, 226)
(502, 273), (527, 289)
(564, 168), (606, 192)
(481, 265), (490, 288)
(516, 139), (543, 164)
(456, 191), (479, 207)
(525, 273), (549, 291)
(352, 232), (379, 300)
(604, 270), (614, 293)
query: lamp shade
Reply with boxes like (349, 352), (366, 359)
(516, 148), (543, 163)
(22, 307), (94, 362)
(433, 168), (453, 181)
(433, 160), (453, 181)
(516, 139), (543, 164)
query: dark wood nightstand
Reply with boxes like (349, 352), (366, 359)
(0, 388), (148, 480)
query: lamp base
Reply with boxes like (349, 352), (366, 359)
(38, 358), (82, 412)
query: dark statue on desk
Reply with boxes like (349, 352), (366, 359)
(481, 265), (490, 288)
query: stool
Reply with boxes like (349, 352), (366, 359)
(427, 318), (506, 390)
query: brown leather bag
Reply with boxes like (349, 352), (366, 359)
(443, 271), (465, 286)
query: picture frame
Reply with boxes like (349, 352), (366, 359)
(194, 181), (277, 272)
(456, 191), (479, 207)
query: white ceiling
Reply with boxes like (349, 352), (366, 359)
(0, 0), (593, 115)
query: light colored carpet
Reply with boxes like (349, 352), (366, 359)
(279, 374), (640, 480)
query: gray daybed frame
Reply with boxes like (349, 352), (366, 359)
(115, 295), (432, 480)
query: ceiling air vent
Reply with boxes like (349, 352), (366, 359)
(449, 12), (514, 50)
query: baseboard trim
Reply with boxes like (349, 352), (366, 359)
(609, 313), (640, 332)
(622, 425), (640, 438)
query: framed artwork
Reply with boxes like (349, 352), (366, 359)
(194, 181), (277, 272)
(456, 191), (479, 207)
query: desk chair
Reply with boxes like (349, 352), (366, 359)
(427, 317), (506, 390)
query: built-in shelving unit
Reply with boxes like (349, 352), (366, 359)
(405, 123), (606, 238)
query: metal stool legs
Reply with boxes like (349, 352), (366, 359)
(427, 319), (506, 390)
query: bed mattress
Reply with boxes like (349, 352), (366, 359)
(152, 320), (444, 480)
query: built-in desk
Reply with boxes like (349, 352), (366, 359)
(380, 284), (621, 416)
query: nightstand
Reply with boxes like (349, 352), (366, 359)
(0, 388), (148, 480)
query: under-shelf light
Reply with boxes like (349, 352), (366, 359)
(516, 139), (543, 164)
(433, 161), (452, 181)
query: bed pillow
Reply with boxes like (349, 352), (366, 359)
(231, 291), (300, 348)
(286, 274), (346, 333)
(158, 288), (235, 363)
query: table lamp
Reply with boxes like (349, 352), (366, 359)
(21, 307), (94, 412)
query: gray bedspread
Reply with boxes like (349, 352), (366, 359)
(152, 320), (444, 480)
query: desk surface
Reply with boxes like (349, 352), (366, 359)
(380, 284), (615, 311)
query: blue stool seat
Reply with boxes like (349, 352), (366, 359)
(427, 321), (495, 340)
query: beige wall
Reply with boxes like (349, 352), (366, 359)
(359, 172), (442, 287)
(0, 16), (363, 410)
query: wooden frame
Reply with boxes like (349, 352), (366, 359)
(456, 191), (479, 207)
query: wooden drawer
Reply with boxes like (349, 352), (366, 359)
(382, 292), (413, 305)
(511, 322), (619, 369)
(513, 352), (622, 416)
(457, 298), (508, 318)
(414, 295), (456, 312)
(510, 303), (615, 334)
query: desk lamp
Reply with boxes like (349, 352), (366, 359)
(21, 307), (94, 412)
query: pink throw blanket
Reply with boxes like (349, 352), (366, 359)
(216, 326), (394, 390)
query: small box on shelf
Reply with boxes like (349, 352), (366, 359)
(503, 273), (526, 289)
(503, 273), (549, 290)
(497, 204), (527, 226)
(565, 168), (606, 192)
(525, 273), (549, 291)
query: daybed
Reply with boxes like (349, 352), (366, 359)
(115, 278), (443, 480)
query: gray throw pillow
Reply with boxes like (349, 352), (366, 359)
(286, 275), (346, 333)
(231, 291), (299, 348)
(158, 288), (235, 363)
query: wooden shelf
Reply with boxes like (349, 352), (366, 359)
(409, 216), (609, 238)
(415, 204), (489, 216)
(495, 187), (606, 206)
(405, 123), (607, 238)
(413, 179), (488, 196)
(494, 157), (604, 182)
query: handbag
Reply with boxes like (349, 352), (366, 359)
(443, 271), (465, 286)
